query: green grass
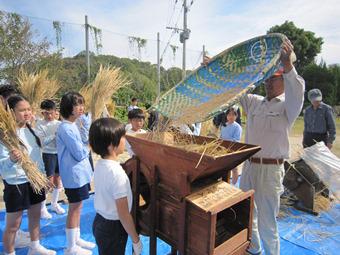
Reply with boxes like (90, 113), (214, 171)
(290, 117), (305, 137)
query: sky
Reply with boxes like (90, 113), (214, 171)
(0, 0), (339, 69)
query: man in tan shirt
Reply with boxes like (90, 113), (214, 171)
(240, 39), (305, 255)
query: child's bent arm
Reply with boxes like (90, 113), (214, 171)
(62, 129), (89, 161)
(116, 197), (139, 243)
(35, 125), (55, 146)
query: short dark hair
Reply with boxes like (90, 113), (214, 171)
(7, 94), (28, 110)
(89, 118), (126, 158)
(128, 108), (145, 120)
(131, 97), (138, 102)
(226, 108), (238, 117)
(0, 85), (19, 100)
(60, 92), (84, 119)
(40, 99), (56, 110)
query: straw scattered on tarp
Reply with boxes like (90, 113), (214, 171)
(314, 195), (331, 213)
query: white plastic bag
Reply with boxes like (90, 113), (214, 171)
(301, 142), (340, 200)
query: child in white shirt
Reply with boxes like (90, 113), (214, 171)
(36, 99), (65, 218)
(1, 95), (56, 255)
(89, 117), (142, 255)
(127, 97), (139, 112)
(125, 108), (146, 157)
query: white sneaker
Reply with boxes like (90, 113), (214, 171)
(40, 208), (52, 219)
(27, 244), (56, 255)
(64, 245), (92, 255)
(76, 238), (96, 249)
(14, 229), (30, 248)
(51, 203), (66, 214)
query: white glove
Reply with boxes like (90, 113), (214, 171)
(132, 238), (143, 255)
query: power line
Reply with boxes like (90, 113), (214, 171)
(0, 9), (82, 27)
(166, 0), (178, 27)
(191, 50), (203, 69)
(160, 4), (185, 63)
(0, 9), (201, 56)
(0, 9), (199, 49)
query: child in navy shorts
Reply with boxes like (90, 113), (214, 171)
(36, 99), (65, 218)
(0, 95), (56, 255)
(0, 85), (31, 249)
(56, 92), (95, 255)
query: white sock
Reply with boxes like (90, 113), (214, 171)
(66, 228), (77, 249)
(76, 227), (80, 241)
(5, 252), (16, 255)
(51, 188), (60, 205)
(30, 240), (40, 249)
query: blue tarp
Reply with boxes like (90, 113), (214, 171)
(278, 204), (340, 255)
(0, 196), (339, 254)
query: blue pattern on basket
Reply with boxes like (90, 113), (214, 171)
(153, 33), (285, 122)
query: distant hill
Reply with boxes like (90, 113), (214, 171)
(53, 53), (183, 107)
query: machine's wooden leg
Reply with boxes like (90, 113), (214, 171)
(177, 201), (186, 255)
(149, 166), (158, 255)
(177, 172), (189, 255)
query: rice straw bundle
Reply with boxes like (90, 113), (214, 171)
(106, 99), (116, 116)
(17, 69), (61, 113)
(89, 65), (130, 120)
(79, 84), (92, 111)
(0, 103), (49, 193)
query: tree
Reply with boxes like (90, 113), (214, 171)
(161, 67), (182, 92)
(0, 11), (50, 85)
(329, 64), (340, 105)
(302, 61), (337, 106)
(267, 21), (323, 72)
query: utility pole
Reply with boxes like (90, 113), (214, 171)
(166, 0), (191, 79)
(85, 15), (90, 82)
(157, 32), (161, 99)
(202, 45), (206, 61)
(182, 0), (188, 78)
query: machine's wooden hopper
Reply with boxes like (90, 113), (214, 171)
(126, 132), (260, 196)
